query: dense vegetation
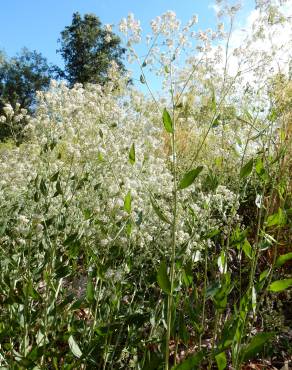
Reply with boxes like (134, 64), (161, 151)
(0, 1), (291, 369)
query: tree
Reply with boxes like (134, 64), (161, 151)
(0, 48), (56, 141)
(57, 12), (126, 86)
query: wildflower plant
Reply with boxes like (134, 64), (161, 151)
(0, 1), (291, 369)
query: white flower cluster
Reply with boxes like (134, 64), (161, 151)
(119, 13), (142, 44)
(0, 71), (243, 262)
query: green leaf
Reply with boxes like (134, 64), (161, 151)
(68, 335), (82, 358)
(124, 191), (131, 214)
(97, 151), (104, 161)
(50, 171), (59, 182)
(157, 260), (171, 294)
(54, 180), (62, 196)
(242, 239), (253, 259)
(266, 208), (286, 227)
(259, 269), (269, 282)
(129, 143), (135, 165)
(203, 229), (220, 239)
(212, 114), (221, 128)
(276, 252), (292, 267)
(163, 108), (173, 133)
(240, 159), (254, 179)
(215, 351), (227, 370)
(182, 263), (193, 287)
(40, 178), (48, 196)
(241, 332), (274, 362)
(173, 351), (204, 369)
(179, 166), (203, 189)
(150, 196), (171, 224)
(34, 192), (40, 202)
(86, 278), (94, 303)
(268, 279), (292, 292)
(126, 219), (132, 235)
(175, 102), (183, 109)
(255, 158), (268, 181)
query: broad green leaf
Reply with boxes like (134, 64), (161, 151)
(276, 252), (292, 267)
(163, 108), (173, 133)
(50, 171), (59, 182)
(215, 351), (227, 370)
(206, 282), (221, 298)
(268, 279), (292, 292)
(25, 281), (41, 300)
(126, 219), (132, 235)
(212, 114), (221, 128)
(242, 239), (252, 259)
(259, 269), (269, 282)
(86, 278), (94, 303)
(157, 260), (171, 294)
(182, 263), (193, 287)
(34, 192), (40, 202)
(255, 158), (268, 181)
(97, 151), (104, 161)
(53, 180), (62, 197)
(240, 159), (254, 179)
(175, 102), (183, 109)
(203, 229), (220, 239)
(40, 178), (48, 196)
(255, 157), (263, 174)
(266, 208), (286, 227)
(150, 196), (171, 224)
(129, 143), (135, 165)
(124, 191), (131, 214)
(173, 351), (204, 369)
(83, 208), (92, 220)
(64, 233), (78, 246)
(241, 332), (274, 362)
(68, 335), (82, 358)
(164, 65), (170, 73)
(179, 166), (204, 190)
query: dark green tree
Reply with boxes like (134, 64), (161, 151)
(0, 48), (55, 111)
(57, 12), (126, 86)
(0, 48), (56, 142)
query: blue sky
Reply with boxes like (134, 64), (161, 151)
(0, 0), (255, 65)
(0, 0), (255, 92)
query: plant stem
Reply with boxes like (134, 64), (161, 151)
(199, 246), (208, 351)
(165, 63), (178, 370)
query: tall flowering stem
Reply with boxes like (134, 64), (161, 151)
(165, 63), (178, 370)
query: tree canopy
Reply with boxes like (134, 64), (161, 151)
(0, 48), (54, 112)
(0, 48), (56, 141)
(57, 12), (126, 86)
